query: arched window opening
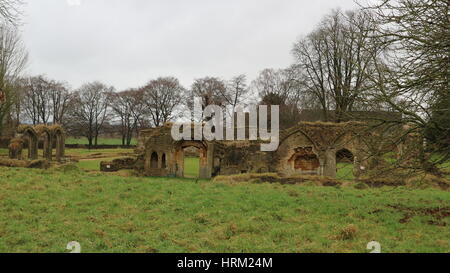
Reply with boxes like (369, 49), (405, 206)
(336, 148), (354, 163)
(151, 152), (158, 168)
(336, 148), (355, 180)
(161, 153), (167, 169)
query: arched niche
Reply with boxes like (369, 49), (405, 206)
(150, 152), (158, 168)
(19, 126), (38, 160)
(287, 146), (321, 175)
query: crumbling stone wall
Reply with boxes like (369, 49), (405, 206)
(8, 138), (23, 160)
(10, 124), (66, 162)
(213, 141), (274, 175)
(135, 121), (412, 179)
(274, 122), (365, 178)
(100, 157), (137, 172)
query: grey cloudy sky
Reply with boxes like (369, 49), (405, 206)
(21, 0), (358, 90)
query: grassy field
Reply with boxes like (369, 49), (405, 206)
(336, 163), (354, 181)
(184, 157), (200, 178)
(66, 137), (137, 146)
(65, 148), (135, 171)
(0, 147), (448, 252)
(0, 166), (448, 253)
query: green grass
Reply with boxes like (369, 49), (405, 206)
(0, 167), (448, 253)
(184, 157), (199, 178)
(76, 157), (124, 171)
(65, 148), (133, 158)
(66, 137), (137, 146)
(337, 163), (354, 181)
(64, 148), (135, 171)
(76, 159), (101, 171)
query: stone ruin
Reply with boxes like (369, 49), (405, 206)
(123, 120), (418, 179)
(8, 124), (66, 162)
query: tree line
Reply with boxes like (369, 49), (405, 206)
(0, 0), (448, 172)
(11, 75), (254, 148)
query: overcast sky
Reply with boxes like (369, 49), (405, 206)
(21, 0), (358, 91)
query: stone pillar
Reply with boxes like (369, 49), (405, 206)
(168, 150), (176, 176)
(144, 149), (151, 174)
(60, 134), (65, 158)
(322, 148), (337, 178)
(175, 149), (184, 177)
(29, 136), (38, 160)
(158, 153), (162, 169)
(55, 134), (65, 162)
(199, 148), (208, 179)
(318, 158), (325, 176)
(204, 143), (214, 179)
(43, 135), (53, 161)
(43, 138), (48, 160)
(55, 135), (61, 162)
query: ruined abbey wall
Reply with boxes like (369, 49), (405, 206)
(134, 121), (389, 179)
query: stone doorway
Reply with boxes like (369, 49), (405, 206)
(174, 141), (211, 179)
(183, 146), (200, 178)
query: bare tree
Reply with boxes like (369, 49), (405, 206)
(362, 0), (450, 172)
(129, 88), (148, 135)
(251, 68), (304, 129)
(20, 75), (72, 125)
(251, 67), (304, 107)
(0, 0), (23, 26)
(292, 9), (382, 122)
(187, 77), (228, 122)
(21, 76), (51, 125)
(0, 23), (27, 135)
(68, 82), (113, 149)
(142, 77), (185, 127)
(224, 74), (249, 115)
(110, 89), (143, 146)
(50, 81), (72, 124)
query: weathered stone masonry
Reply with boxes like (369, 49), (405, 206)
(8, 124), (66, 162)
(135, 121), (393, 179)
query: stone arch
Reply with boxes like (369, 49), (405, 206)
(51, 126), (65, 162)
(336, 148), (354, 163)
(334, 141), (365, 178)
(150, 151), (158, 168)
(279, 123), (365, 178)
(334, 147), (356, 180)
(279, 128), (319, 150)
(174, 140), (211, 179)
(35, 125), (53, 161)
(17, 125), (38, 160)
(275, 127), (323, 176)
(143, 148), (168, 176)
